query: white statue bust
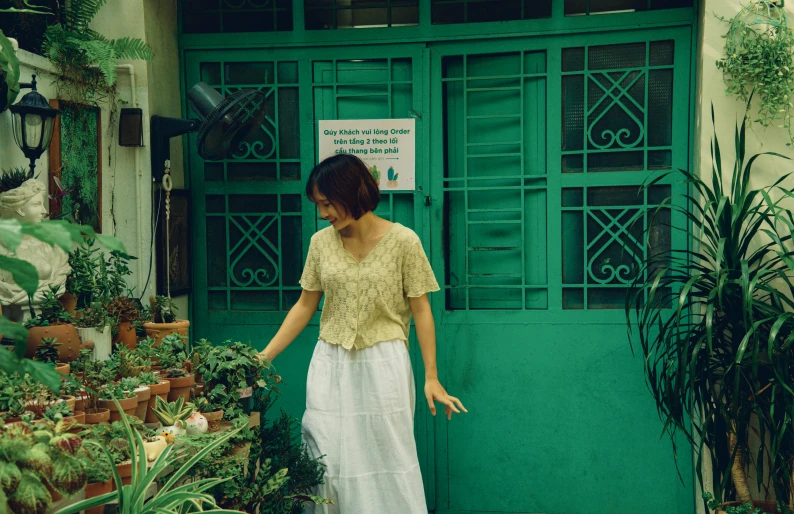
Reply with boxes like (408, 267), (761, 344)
(0, 179), (71, 306)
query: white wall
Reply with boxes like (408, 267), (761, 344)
(694, 1), (794, 511)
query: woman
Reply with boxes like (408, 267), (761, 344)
(258, 153), (467, 513)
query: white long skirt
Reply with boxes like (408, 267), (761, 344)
(301, 339), (428, 514)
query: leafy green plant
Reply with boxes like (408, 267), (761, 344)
(43, 401), (73, 423)
(41, 0), (153, 106)
(68, 348), (93, 375)
(67, 240), (135, 310)
(0, 372), (26, 418)
(0, 419), (88, 514)
(146, 295), (178, 324)
(0, 29), (20, 110)
(0, 166), (34, 193)
(716, 0), (794, 145)
(76, 441), (113, 485)
(137, 372), (159, 386)
(58, 400), (246, 514)
(195, 384), (230, 414)
(73, 301), (111, 329)
(24, 287), (74, 328)
(703, 493), (790, 514)
(99, 384), (135, 401)
(118, 377), (140, 392)
(33, 337), (59, 365)
(627, 106), (794, 507)
(158, 333), (189, 370)
(151, 396), (194, 428)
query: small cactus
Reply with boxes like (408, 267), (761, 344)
(370, 165), (381, 183)
(387, 166), (398, 182)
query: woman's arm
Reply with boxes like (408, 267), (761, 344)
(409, 294), (468, 420)
(258, 290), (323, 361)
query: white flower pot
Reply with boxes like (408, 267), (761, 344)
(76, 326), (112, 361)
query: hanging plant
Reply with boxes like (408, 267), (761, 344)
(716, 0), (794, 145)
(41, 0), (153, 106)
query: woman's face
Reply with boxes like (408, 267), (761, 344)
(314, 191), (350, 231)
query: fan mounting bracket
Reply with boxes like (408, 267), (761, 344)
(150, 115), (200, 182)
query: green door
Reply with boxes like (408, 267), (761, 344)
(428, 28), (693, 513)
(184, 44), (437, 506)
(185, 24), (694, 514)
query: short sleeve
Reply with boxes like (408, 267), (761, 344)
(402, 231), (440, 298)
(299, 236), (323, 291)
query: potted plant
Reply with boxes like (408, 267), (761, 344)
(107, 295), (142, 350)
(142, 295), (189, 346)
(59, 405), (246, 514)
(33, 336), (70, 375)
(79, 360), (111, 424)
(151, 396), (194, 436)
(82, 419), (137, 488)
(137, 371), (170, 424)
(24, 287), (89, 363)
(0, 372), (26, 422)
(74, 301), (113, 361)
(119, 376), (151, 421)
(0, 419), (88, 512)
(97, 384), (137, 422)
(76, 442), (114, 514)
(158, 334), (195, 402)
(43, 399), (84, 426)
(627, 108), (794, 510)
(194, 384), (229, 433)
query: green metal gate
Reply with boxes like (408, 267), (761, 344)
(182, 2), (696, 512)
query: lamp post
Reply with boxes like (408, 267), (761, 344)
(9, 75), (60, 175)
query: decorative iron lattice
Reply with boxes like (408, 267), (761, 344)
(431, 0), (551, 24)
(561, 41), (675, 173)
(442, 51), (548, 310)
(305, 0), (419, 29)
(200, 60), (300, 181)
(199, 59), (303, 312)
(206, 194), (303, 312)
(561, 185), (671, 309)
(183, 0), (293, 33)
(312, 58), (416, 230)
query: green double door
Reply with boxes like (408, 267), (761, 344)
(185, 25), (693, 514)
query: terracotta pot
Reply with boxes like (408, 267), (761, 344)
(74, 394), (86, 413)
(84, 478), (112, 514)
(59, 292), (78, 316)
(133, 385), (151, 420)
(114, 461), (133, 488)
(202, 409), (224, 432)
(114, 320), (138, 350)
(717, 502), (784, 514)
(84, 408), (110, 424)
(65, 411), (85, 432)
(61, 395), (76, 411)
(98, 396), (137, 422)
(145, 380), (171, 423)
(64, 410), (85, 425)
(26, 324), (90, 362)
(164, 373), (195, 403)
(194, 384), (204, 397)
(46, 481), (63, 502)
(143, 319), (190, 346)
(55, 362), (70, 375)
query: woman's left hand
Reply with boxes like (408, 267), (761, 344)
(425, 379), (468, 420)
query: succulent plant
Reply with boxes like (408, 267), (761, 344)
(151, 396), (194, 427)
(387, 166), (398, 182)
(33, 338), (60, 365)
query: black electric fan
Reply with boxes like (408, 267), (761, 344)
(150, 82), (268, 180)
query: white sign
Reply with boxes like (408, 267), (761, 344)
(318, 118), (416, 191)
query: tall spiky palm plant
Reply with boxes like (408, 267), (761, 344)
(627, 105), (794, 510)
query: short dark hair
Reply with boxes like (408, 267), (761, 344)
(306, 153), (380, 220)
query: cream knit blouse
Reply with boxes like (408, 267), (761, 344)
(299, 223), (440, 350)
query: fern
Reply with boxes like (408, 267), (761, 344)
(42, 0), (152, 104)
